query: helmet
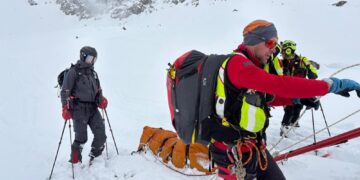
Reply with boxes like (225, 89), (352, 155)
(80, 46), (97, 61)
(281, 40), (296, 51)
(280, 40), (296, 59)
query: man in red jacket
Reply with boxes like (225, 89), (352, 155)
(208, 20), (360, 180)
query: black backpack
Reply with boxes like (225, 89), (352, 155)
(56, 64), (101, 99)
(166, 50), (230, 145)
(56, 64), (77, 89)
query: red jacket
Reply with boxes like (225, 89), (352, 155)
(227, 44), (329, 106)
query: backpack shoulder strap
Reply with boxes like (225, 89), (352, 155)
(69, 63), (79, 74)
(70, 63), (81, 78)
(91, 69), (101, 88)
(219, 53), (249, 134)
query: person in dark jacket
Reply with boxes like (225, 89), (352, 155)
(208, 20), (360, 180)
(280, 40), (319, 136)
(61, 46), (108, 163)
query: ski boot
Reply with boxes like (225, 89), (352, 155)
(89, 145), (105, 165)
(280, 125), (289, 138)
(69, 142), (84, 164)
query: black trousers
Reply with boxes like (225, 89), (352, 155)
(281, 104), (304, 126)
(71, 102), (107, 153)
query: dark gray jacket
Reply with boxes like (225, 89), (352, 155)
(60, 60), (102, 106)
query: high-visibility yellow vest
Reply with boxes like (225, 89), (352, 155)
(284, 56), (318, 77)
(264, 56), (283, 76)
(215, 53), (267, 133)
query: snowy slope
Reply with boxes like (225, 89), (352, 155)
(0, 0), (360, 179)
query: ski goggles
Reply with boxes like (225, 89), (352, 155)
(248, 32), (278, 49)
(85, 55), (97, 64)
(284, 48), (294, 55)
(264, 38), (278, 49)
(281, 41), (296, 50)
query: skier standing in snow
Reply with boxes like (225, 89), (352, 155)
(207, 19), (360, 180)
(280, 40), (319, 136)
(61, 46), (108, 164)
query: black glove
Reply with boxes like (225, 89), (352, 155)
(300, 98), (320, 110)
(336, 89), (360, 98)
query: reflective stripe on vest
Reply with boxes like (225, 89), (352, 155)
(264, 56), (283, 76)
(240, 96), (267, 132)
(215, 52), (245, 119)
(273, 57), (283, 75)
(215, 58), (229, 120)
(215, 53), (267, 132)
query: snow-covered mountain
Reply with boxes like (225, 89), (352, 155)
(54, 0), (203, 20)
(1, 0), (360, 179)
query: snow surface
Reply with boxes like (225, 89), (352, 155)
(1, 0), (360, 179)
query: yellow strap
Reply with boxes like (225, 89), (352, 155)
(191, 128), (196, 143)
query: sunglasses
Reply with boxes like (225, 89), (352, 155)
(85, 55), (97, 64)
(249, 32), (278, 49)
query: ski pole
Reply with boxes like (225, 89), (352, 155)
(104, 109), (119, 155)
(269, 108), (308, 152)
(311, 109), (318, 155)
(319, 102), (332, 137)
(105, 141), (109, 159)
(49, 121), (68, 180)
(101, 110), (109, 159)
(69, 120), (75, 179)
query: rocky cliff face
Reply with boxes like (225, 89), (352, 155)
(54, 0), (203, 20)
